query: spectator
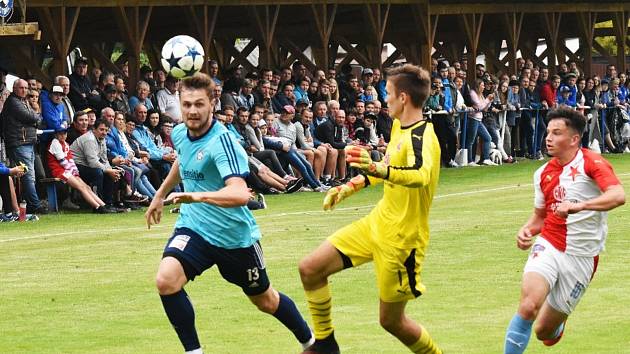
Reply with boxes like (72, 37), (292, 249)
(294, 108), (327, 181)
(0, 159), (25, 221)
(294, 78), (311, 106)
(253, 79), (272, 112)
(272, 82), (294, 113)
(0, 65), (10, 111)
(235, 78), (255, 111)
(47, 127), (113, 213)
(128, 80), (154, 112)
(70, 119), (125, 211)
(466, 79), (496, 166)
(67, 110), (90, 145)
(1, 79), (46, 214)
(208, 60), (221, 85)
(307, 80), (319, 103)
(328, 78), (340, 102)
(557, 73), (578, 107)
(113, 75), (130, 114)
(53, 75), (76, 122)
(272, 105), (325, 191)
(92, 84), (119, 114)
(316, 108), (347, 182)
(107, 111), (155, 201)
(68, 57), (96, 110)
(156, 75), (181, 123)
(540, 75), (561, 109)
(145, 109), (163, 146)
(41, 85), (70, 144)
(132, 104), (176, 184)
(153, 68), (167, 91)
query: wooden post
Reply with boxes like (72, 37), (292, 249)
(115, 5), (152, 92)
(461, 13), (484, 81)
(36, 6), (81, 78)
(188, 5), (220, 74)
(411, 3), (437, 69)
(613, 11), (628, 74)
(543, 12), (562, 74)
(503, 12), (523, 76)
(310, 3), (337, 70)
(363, 3), (390, 68)
(250, 5), (280, 69)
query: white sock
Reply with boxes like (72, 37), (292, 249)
(301, 331), (315, 350)
(185, 349), (203, 354)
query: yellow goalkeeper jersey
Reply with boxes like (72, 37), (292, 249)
(367, 118), (441, 249)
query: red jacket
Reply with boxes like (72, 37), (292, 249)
(540, 83), (557, 107)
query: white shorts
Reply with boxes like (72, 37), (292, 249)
(523, 237), (599, 315)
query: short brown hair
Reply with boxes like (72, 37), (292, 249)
(546, 106), (586, 135)
(386, 64), (431, 108)
(181, 73), (215, 98)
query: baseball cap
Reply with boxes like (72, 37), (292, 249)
(76, 56), (89, 65)
(296, 98), (309, 106)
(282, 105), (295, 114)
(601, 78), (610, 84)
(51, 85), (64, 94)
(258, 119), (267, 128)
(362, 68), (374, 76)
(55, 127), (68, 133)
(560, 86), (571, 93)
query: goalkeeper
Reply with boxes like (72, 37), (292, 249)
(299, 64), (443, 354)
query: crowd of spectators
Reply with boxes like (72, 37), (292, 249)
(1, 54), (629, 221)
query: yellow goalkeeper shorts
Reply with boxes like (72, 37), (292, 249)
(328, 215), (427, 302)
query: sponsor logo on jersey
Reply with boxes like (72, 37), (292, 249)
(569, 166), (580, 181)
(531, 243), (545, 258)
(182, 169), (205, 180)
(196, 150), (205, 160)
(553, 185), (566, 202)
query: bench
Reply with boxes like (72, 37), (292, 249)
(40, 177), (63, 212)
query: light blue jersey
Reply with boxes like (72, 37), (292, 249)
(171, 120), (261, 249)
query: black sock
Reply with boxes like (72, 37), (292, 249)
(273, 292), (312, 343)
(160, 289), (200, 351)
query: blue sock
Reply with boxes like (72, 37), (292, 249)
(160, 289), (201, 351)
(551, 321), (564, 339)
(273, 292), (312, 344)
(504, 313), (533, 354)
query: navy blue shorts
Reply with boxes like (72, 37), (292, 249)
(162, 227), (270, 296)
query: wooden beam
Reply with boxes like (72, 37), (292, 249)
(411, 3), (438, 69)
(188, 5), (220, 73)
(0, 22), (40, 38)
(382, 49), (402, 68)
(278, 38), (317, 73)
(36, 6), (81, 76)
(363, 3), (390, 67)
(250, 5), (280, 69)
(543, 12), (562, 73)
(592, 38), (617, 66)
(89, 43), (124, 76)
(310, 3), (337, 70)
(333, 35), (370, 67)
(9, 45), (52, 88)
(613, 11), (628, 73)
(461, 13), (484, 80)
(114, 6), (153, 90)
(503, 12), (524, 75)
(577, 12), (597, 77)
(221, 39), (257, 72)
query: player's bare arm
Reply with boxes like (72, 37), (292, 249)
(165, 177), (251, 207)
(145, 160), (182, 229)
(554, 184), (625, 218)
(516, 208), (545, 250)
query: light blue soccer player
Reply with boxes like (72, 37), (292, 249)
(145, 73), (314, 354)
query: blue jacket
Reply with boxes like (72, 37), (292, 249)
(41, 90), (70, 142)
(557, 85), (577, 107)
(133, 124), (165, 160)
(441, 77), (454, 112)
(376, 80), (387, 102)
(106, 127), (128, 159)
(310, 116), (328, 147)
(0, 162), (10, 175)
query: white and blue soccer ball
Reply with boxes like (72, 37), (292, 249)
(161, 35), (205, 79)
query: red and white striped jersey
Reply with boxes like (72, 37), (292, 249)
(534, 148), (621, 257)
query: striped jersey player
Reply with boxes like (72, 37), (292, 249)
(504, 107), (625, 354)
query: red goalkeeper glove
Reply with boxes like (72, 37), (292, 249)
(323, 174), (368, 211)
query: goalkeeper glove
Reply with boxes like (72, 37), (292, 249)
(323, 174), (368, 211)
(345, 146), (388, 179)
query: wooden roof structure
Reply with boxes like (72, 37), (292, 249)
(1, 1), (630, 90)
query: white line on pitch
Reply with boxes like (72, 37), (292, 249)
(2, 172), (629, 243)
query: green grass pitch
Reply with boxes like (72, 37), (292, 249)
(1, 156), (629, 353)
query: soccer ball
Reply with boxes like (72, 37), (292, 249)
(161, 35), (205, 79)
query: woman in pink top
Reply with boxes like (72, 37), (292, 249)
(466, 79), (496, 166)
